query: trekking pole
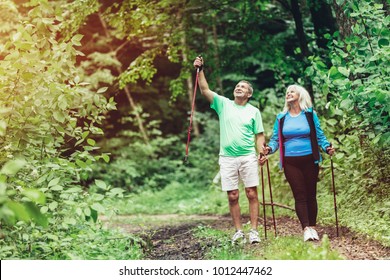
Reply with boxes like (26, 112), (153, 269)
(266, 158), (277, 237)
(330, 143), (339, 237)
(260, 160), (267, 239)
(183, 58), (201, 164)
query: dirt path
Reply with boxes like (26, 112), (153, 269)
(103, 214), (390, 260)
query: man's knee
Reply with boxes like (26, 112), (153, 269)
(227, 190), (239, 204)
(245, 187), (258, 200)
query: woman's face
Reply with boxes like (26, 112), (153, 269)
(286, 86), (299, 103)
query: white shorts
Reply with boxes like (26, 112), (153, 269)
(218, 154), (259, 191)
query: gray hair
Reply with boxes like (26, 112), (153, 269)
(238, 80), (253, 95)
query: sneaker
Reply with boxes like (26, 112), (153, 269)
(303, 227), (314, 242)
(309, 227), (320, 241)
(231, 230), (246, 245)
(248, 229), (260, 244)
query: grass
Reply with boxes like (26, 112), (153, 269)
(104, 181), (348, 260)
(102, 160), (389, 259)
(193, 224), (344, 260)
(109, 181), (230, 215)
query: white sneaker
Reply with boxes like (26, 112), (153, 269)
(231, 230), (246, 245)
(248, 229), (260, 244)
(310, 227), (320, 241)
(303, 227), (313, 242)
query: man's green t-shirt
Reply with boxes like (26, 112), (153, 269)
(210, 92), (264, 157)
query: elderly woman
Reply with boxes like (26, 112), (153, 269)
(261, 84), (335, 241)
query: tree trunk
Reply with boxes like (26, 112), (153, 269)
(308, 0), (337, 49)
(290, 0), (310, 57)
(98, 13), (149, 143)
(382, 0), (389, 16)
(289, 0), (314, 103)
(212, 15), (223, 95)
(332, 0), (354, 39)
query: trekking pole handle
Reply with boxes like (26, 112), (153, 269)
(195, 55), (203, 71)
(328, 142), (335, 157)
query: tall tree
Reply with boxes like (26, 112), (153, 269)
(332, 0), (355, 38)
(308, 0), (337, 49)
(97, 12), (149, 143)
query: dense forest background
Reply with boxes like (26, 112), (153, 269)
(0, 0), (389, 259)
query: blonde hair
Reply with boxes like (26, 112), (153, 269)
(282, 84), (312, 113)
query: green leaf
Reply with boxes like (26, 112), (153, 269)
(315, 61), (327, 70)
(71, 34), (84, 46)
(82, 131), (90, 139)
(95, 179), (107, 190)
(328, 66), (343, 80)
(0, 120), (7, 136)
(76, 159), (87, 168)
(40, 206), (49, 214)
(91, 202), (105, 212)
(327, 119), (338, 126)
(84, 207), (91, 217)
(64, 217), (77, 225)
(48, 177), (60, 187)
(22, 189), (46, 204)
(87, 138), (96, 146)
(102, 154), (110, 163)
(97, 87), (108, 94)
(24, 202), (48, 227)
(378, 38), (389, 47)
(53, 111), (66, 123)
(76, 207), (83, 216)
(93, 194), (105, 201)
(6, 201), (30, 222)
(337, 67), (350, 77)
(1, 159), (26, 175)
(90, 208), (98, 222)
(51, 185), (63, 191)
(340, 99), (354, 110)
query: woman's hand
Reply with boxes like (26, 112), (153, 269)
(263, 146), (271, 155)
(326, 145), (335, 156)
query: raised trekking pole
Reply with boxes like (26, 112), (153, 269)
(260, 159), (267, 239)
(330, 143), (339, 237)
(183, 56), (201, 164)
(265, 155), (277, 237)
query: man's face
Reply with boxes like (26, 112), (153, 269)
(234, 82), (252, 99)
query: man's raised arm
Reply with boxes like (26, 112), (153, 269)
(193, 57), (214, 103)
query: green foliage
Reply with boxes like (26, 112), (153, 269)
(119, 49), (159, 87)
(91, 111), (219, 193)
(1, 219), (143, 260)
(303, 0), (390, 243)
(0, 1), (121, 259)
(308, 1), (389, 145)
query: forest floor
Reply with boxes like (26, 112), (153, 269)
(103, 214), (390, 260)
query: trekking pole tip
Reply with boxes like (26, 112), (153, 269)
(183, 155), (189, 165)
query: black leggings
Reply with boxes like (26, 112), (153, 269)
(284, 155), (319, 229)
